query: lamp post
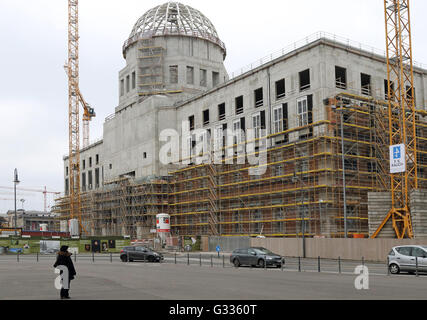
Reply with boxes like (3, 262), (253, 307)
(293, 171), (306, 258)
(13, 169), (20, 237)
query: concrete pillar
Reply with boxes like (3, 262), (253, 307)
(410, 189), (427, 238)
(368, 192), (393, 238)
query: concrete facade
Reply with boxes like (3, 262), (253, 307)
(63, 35), (427, 194)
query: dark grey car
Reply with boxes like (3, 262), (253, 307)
(230, 247), (284, 268)
(120, 246), (164, 263)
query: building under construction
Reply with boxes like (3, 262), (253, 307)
(55, 2), (427, 239)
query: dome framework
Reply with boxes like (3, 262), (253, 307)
(123, 2), (226, 57)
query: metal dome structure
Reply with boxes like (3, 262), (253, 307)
(123, 2), (226, 57)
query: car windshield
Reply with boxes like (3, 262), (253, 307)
(423, 246), (427, 251)
(253, 248), (274, 255)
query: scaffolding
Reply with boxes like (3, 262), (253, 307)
(54, 92), (427, 239)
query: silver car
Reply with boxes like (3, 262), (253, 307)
(388, 245), (427, 274)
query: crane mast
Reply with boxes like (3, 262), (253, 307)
(372, 0), (417, 239)
(67, 0), (82, 231)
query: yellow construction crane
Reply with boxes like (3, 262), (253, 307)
(372, 0), (417, 239)
(67, 0), (95, 234)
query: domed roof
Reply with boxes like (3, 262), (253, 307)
(123, 2), (226, 57)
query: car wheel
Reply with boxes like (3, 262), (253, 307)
(148, 256), (155, 262)
(233, 258), (241, 268)
(389, 263), (400, 274)
(257, 259), (265, 268)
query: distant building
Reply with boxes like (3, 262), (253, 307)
(6, 210), (59, 232)
(0, 214), (8, 228)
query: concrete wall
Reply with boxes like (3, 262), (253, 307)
(250, 237), (427, 262)
(208, 236), (250, 252)
(63, 140), (104, 194)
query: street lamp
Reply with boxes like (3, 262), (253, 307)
(13, 169), (20, 237)
(293, 171), (306, 258)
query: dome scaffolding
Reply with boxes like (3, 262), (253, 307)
(123, 2), (226, 58)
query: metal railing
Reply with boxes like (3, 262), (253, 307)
(229, 31), (426, 80)
(2, 252), (425, 277)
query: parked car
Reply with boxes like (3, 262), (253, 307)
(230, 247), (284, 268)
(120, 246), (164, 263)
(8, 248), (23, 254)
(388, 245), (427, 274)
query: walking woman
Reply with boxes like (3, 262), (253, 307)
(53, 245), (77, 299)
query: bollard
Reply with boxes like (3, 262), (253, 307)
(387, 256), (390, 276)
(187, 253), (190, 265)
(281, 258), (284, 272)
(37, 252), (39, 262)
(175, 252), (177, 264)
(211, 255), (213, 267)
(127, 251), (129, 263)
(17, 251), (19, 262)
(298, 257), (301, 272)
(338, 257), (341, 274)
(362, 257), (365, 267)
(264, 257), (267, 270)
(75, 252), (77, 262)
(110, 253), (112, 263)
(318, 256), (321, 273)
(200, 254), (202, 267)
(223, 255), (225, 268)
(92, 252), (95, 263)
(416, 257), (419, 277)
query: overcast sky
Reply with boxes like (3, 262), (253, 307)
(0, 0), (426, 213)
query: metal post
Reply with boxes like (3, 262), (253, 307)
(338, 257), (341, 274)
(211, 255), (213, 267)
(281, 258), (284, 271)
(264, 257), (267, 270)
(127, 251), (129, 263)
(175, 252), (177, 264)
(387, 256), (390, 276)
(298, 257), (301, 272)
(92, 252), (94, 263)
(222, 255), (225, 268)
(200, 254), (202, 267)
(416, 257), (419, 277)
(13, 169), (19, 237)
(17, 251), (19, 262)
(362, 257), (365, 267)
(187, 253), (189, 265)
(37, 252), (39, 262)
(110, 253), (112, 263)
(340, 110), (348, 238)
(318, 256), (321, 272)
(75, 252), (77, 262)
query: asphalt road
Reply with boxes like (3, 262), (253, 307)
(0, 255), (426, 300)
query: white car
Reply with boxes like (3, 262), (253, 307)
(388, 245), (427, 274)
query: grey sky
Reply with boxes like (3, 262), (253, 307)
(1, 0), (426, 212)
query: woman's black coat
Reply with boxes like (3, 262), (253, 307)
(53, 251), (77, 280)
